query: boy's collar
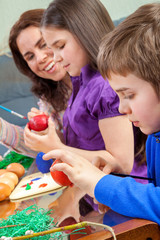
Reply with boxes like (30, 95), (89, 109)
(153, 130), (160, 138)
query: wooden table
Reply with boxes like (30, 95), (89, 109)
(1, 162), (160, 240)
(77, 218), (160, 240)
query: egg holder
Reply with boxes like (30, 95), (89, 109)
(9, 172), (66, 202)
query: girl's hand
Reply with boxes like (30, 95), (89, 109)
(24, 117), (63, 153)
(27, 107), (47, 120)
(43, 149), (106, 197)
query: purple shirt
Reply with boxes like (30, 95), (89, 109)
(63, 65), (120, 150)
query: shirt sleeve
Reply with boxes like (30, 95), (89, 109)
(94, 174), (160, 224)
(86, 78), (121, 120)
(0, 118), (37, 158)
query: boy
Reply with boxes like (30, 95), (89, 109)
(43, 3), (160, 224)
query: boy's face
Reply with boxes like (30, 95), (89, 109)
(109, 73), (160, 135)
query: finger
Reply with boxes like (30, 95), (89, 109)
(92, 157), (106, 171)
(43, 149), (78, 166)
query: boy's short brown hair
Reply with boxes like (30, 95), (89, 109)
(98, 3), (160, 97)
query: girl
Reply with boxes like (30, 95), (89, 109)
(43, 3), (160, 225)
(24, 0), (144, 224)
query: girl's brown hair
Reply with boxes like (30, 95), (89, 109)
(41, 0), (114, 70)
(9, 9), (69, 112)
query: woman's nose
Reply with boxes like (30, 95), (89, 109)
(37, 51), (48, 64)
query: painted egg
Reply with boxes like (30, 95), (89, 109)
(0, 176), (15, 190)
(50, 159), (73, 186)
(1, 172), (19, 185)
(0, 183), (12, 201)
(28, 114), (49, 131)
(6, 163), (25, 178)
(0, 200), (16, 218)
(36, 152), (53, 173)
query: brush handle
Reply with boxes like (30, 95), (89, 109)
(0, 105), (27, 119)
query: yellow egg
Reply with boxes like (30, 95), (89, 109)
(0, 183), (12, 201)
(6, 163), (25, 178)
(0, 177), (15, 191)
(0, 199), (16, 218)
(0, 169), (8, 176)
(1, 172), (19, 185)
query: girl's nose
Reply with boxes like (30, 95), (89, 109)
(53, 51), (62, 63)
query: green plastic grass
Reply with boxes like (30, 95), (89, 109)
(0, 205), (65, 239)
(0, 151), (34, 170)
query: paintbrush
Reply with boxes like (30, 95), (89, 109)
(11, 221), (116, 240)
(111, 172), (153, 181)
(0, 105), (27, 119)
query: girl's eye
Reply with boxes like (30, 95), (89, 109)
(59, 44), (65, 49)
(124, 94), (134, 99)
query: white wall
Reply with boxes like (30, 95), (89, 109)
(0, 0), (159, 54)
(101, 0), (158, 20)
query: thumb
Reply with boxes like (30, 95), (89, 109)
(48, 117), (56, 130)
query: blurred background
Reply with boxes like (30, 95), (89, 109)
(0, 0), (158, 54)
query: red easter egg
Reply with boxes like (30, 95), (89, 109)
(50, 159), (73, 186)
(28, 114), (49, 131)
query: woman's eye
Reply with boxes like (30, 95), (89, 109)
(40, 43), (47, 49)
(26, 55), (34, 61)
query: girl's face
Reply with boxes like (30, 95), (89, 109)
(41, 27), (89, 77)
(16, 26), (67, 81)
(109, 73), (160, 135)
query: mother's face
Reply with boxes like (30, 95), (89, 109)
(16, 26), (67, 81)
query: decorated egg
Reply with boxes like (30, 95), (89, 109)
(36, 152), (53, 173)
(28, 114), (49, 131)
(0, 200), (16, 218)
(50, 159), (73, 186)
(0, 169), (8, 176)
(0, 176), (15, 190)
(6, 163), (25, 178)
(0, 183), (12, 201)
(1, 172), (19, 185)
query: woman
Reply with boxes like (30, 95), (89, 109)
(0, 9), (71, 158)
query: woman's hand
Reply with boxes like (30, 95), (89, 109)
(24, 117), (64, 153)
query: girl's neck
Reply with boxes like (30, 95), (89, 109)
(62, 73), (72, 90)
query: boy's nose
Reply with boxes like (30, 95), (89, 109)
(119, 100), (131, 115)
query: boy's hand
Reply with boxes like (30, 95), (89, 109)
(43, 149), (106, 197)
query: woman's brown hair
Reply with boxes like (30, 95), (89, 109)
(9, 9), (69, 112)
